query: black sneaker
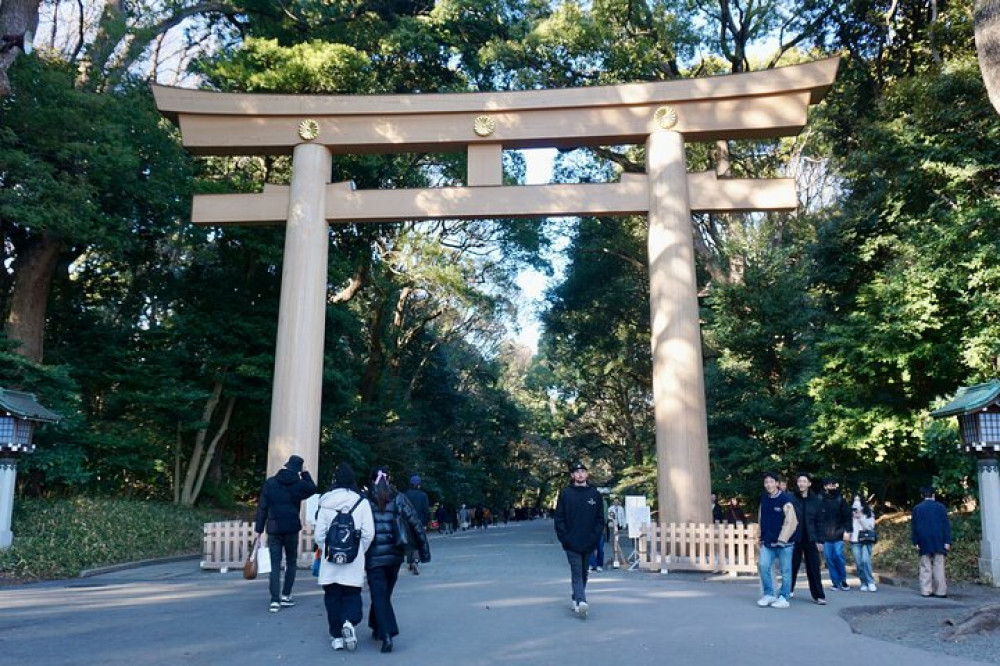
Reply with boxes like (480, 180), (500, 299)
(279, 595), (295, 607)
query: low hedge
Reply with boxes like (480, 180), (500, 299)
(0, 497), (240, 583)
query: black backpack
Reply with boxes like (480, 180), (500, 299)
(325, 496), (365, 564)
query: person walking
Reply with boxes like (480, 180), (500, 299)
(365, 466), (430, 653)
(848, 494), (877, 592)
(404, 474), (430, 575)
(458, 504), (470, 531)
(789, 473), (826, 605)
(254, 455), (317, 613)
(554, 461), (605, 619)
(818, 477), (852, 591)
(314, 463), (374, 651)
(912, 486), (952, 598)
(756, 471), (799, 609)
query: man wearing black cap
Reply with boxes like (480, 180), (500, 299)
(554, 461), (605, 619)
(404, 475), (430, 575)
(254, 455), (318, 613)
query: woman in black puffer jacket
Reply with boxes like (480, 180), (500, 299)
(365, 466), (431, 653)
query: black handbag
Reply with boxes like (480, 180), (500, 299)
(857, 529), (877, 544)
(393, 504), (413, 552)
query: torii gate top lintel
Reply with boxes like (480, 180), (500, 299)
(153, 57), (839, 157)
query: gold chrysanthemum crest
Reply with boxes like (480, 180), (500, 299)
(654, 106), (679, 130)
(298, 119), (320, 141)
(473, 115), (496, 137)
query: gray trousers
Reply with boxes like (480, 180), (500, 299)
(566, 550), (590, 603)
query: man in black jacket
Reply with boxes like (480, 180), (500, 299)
(403, 475), (430, 575)
(254, 455), (317, 613)
(554, 461), (605, 619)
(789, 473), (826, 604)
(818, 478), (852, 591)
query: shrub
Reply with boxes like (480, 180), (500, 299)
(0, 497), (242, 583)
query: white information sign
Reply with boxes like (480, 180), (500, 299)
(624, 495), (650, 539)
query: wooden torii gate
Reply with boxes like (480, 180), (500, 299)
(154, 57), (838, 526)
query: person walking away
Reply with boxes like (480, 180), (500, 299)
(818, 477), (852, 591)
(757, 471), (799, 609)
(554, 461), (605, 619)
(458, 504), (470, 531)
(912, 486), (951, 598)
(789, 473), (826, 605)
(314, 463), (374, 651)
(404, 474), (430, 575)
(849, 494), (877, 592)
(365, 466), (430, 653)
(254, 455), (318, 613)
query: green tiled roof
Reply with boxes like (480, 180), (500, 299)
(930, 380), (1000, 419)
(0, 388), (61, 422)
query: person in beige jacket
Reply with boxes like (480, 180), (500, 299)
(314, 463), (375, 651)
(756, 472), (799, 609)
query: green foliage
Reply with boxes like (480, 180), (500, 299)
(0, 498), (234, 582)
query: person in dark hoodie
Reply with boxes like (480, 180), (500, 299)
(365, 466), (430, 653)
(403, 474), (430, 575)
(254, 454), (318, 613)
(818, 477), (853, 591)
(789, 473), (826, 605)
(554, 461), (605, 619)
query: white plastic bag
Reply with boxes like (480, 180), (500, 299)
(256, 543), (272, 575)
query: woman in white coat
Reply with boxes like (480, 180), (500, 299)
(314, 463), (375, 651)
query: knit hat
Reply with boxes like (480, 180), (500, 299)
(285, 455), (304, 473)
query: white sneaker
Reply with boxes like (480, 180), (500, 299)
(859, 584), (869, 592)
(268, 602), (281, 613)
(757, 595), (777, 607)
(342, 621), (357, 651)
(279, 595), (295, 607)
(788, 591), (795, 598)
(332, 638), (345, 651)
(867, 583), (877, 592)
(576, 600), (589, 618)
(770, 596), (790, 609)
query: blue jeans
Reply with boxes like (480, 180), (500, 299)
(823, 540), (847, 587)
(851, 542), (875, 587)
(589, 533), (605, 569)
(758, 544), (793, 599)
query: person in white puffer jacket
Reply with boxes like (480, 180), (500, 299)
(314, 463), (375, 651)
(848, 495), (877, 592)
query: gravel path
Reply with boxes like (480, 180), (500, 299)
(843, 583), (1000, 664)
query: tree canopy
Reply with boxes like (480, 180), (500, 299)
(2, 0), (997, 513)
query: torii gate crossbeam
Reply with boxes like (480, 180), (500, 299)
(154, 58), (838, 526)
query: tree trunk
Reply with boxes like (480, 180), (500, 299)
(179, 380), (223, 506)
(975, 0), (1000, 115)
(5, 231), (61, 363)
(0, 0), (40, 96)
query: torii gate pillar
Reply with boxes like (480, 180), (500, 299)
(647, 130), (711, 525)
(266, 143), (332, 477)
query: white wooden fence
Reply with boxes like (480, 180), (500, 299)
(201, 521), (316, 570)
(636, 522), (759, 575)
